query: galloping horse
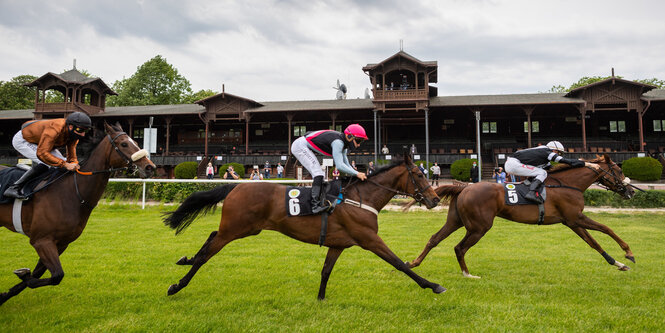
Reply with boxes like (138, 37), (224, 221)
(163, 154), (444, 300)
(407, 155), (636, 278)
(0, 122), (155, 305)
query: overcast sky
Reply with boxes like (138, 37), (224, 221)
(1, 0), (664, 101)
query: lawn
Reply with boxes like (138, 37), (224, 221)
(1, 205), (664, 332)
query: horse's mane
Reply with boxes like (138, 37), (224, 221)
(367, 160), (405, 178)
(77, 123), (122, 165)
(547, 155), (605, 174)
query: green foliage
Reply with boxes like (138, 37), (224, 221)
(174, 161), (198, 179)
(0, 75), (37, 110)
(635, 78), (665, 88)
(107, 55), (193, 106)
(568, 76), (619, 90)
(149, 182), (219, 202)
(584, 189), (665, 208)
(621, 157), (663, 181)
(450, 158), (477, 181)
(182, 89), (217, 104)
(219, 162), (245, 178)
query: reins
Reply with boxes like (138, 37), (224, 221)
(344, 163), (432, 209)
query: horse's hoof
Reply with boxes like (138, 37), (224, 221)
(406, 261), (415, 268)
(619, 265), (630, 271)
(625, 255), (636, 263)
(433, 285), (447, 294)
(167, 284), (179, 296)
(176, 256), (189, 265)
(13, 268), (31, 281)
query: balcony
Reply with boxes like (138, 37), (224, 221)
(373, 88), (428, 102)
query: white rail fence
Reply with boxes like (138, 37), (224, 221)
(109, 178), (313, 209)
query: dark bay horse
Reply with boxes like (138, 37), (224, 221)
(0, 122), (155, 305)
(163, 154), (444, 300)
(407, 155), (636, 278)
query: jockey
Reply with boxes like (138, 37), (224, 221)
(291, 124), (368, 213)
(504, 141), (597, 203)
(4, 112), (92, 199)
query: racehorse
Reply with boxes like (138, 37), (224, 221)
(163, 154), (444, 300)
(0, 122), (155, 305)
(406, 154), (636, 278)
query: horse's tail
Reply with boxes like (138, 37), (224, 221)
(163, 184), (239, 234)
(402, 184), (467, 212)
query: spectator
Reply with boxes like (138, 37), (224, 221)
(276, 162), (284, 178)
(250, 166), (264, 180)
(263, 161), (271, 179)
(223, 165), (239, 180)
(206, 162), (214, 180)
(419, 162), (428, 177)
(430, 162), (441, 186)
(410, 144), (417, 155)
(381, 144), (389, 154)
(470, 161), (479, 183)
(367, 161), (375, 176)
(492, 167), (506, 184)
(332, 167), (340, 180)
(351, 160), (357, 171)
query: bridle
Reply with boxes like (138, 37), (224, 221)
(365, 163), (432, 204)
(73, 131), (149, 207)
(586, 161), (641, 193)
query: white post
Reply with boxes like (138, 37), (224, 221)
(142, 181), (146, 209)
(475, 111), (482, 182)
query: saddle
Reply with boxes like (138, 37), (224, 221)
(0, 165), (65, 204)
(285, 180), (342, 217)
(503, 180), (547, 224)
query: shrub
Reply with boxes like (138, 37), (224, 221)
(218, 162), (245, 178)
(621, 157), (663, 181)
(584, 189), (665, 208)
(174, 161), (198, 179)
(450, 158), (477, 181)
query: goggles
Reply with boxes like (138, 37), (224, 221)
(74, 126), (91, 134)
(352, 137), (365, 145)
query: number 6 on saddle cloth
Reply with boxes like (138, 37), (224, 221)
(285, 179), (342, 216)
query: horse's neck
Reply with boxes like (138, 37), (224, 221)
(351, 169), (403, 209)
(75, 138), (113, 206)
(550, 167), (598, 190)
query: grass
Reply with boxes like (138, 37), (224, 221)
(1, 205), (664, 332)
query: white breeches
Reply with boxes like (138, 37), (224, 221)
(291, 137), (324, 177)
(12, 130), (65, 165)
(504, 157), (547, 182)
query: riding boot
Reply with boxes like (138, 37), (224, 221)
(524, 179), (544, 204)
(3, 163), (50, 199)
(311, 176), (330, 214)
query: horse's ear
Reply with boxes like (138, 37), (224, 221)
(403, 150), (412, 164)
(104, 121), (114, 135)
(114, 121), (123, 131)
(604, 153), (611, 163)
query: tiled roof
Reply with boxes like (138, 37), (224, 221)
(246, 99), (375, 113)
(430, 93), (584, 107)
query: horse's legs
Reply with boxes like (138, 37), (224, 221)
(574, 214), (635, 263)
(0, 260), (48, 306)
(176, 231), (218, 265)
(408, 207), (463, 268)
(454, 230), (488, 279)
(357, 233), (446, 294)
(318, 247), (344, 300)
(566, 224), (630, 271)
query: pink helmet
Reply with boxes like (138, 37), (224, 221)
(344, 124), (368, 140)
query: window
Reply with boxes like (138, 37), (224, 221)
(293, 125), (307, 137)
(482, 122), (497, 133)
(609, 120), (626, 133)
(523, 121), (539, 133)
(654, 119), (664, 132)
(133, 129), (144, 139)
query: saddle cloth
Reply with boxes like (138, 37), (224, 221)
(503, 181), (547, 205)
(285, 180), (342, 216)
(0, 166), (65, 204)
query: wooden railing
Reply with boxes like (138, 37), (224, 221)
(373, 89), (428, 101)
(34, 102), (102, 114)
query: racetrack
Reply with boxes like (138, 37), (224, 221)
(1, 204), (664, 331)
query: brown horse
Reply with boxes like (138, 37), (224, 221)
(0, 122), (155, 305)
(407, 155), (636, 278)
(163, 154), (444, 300)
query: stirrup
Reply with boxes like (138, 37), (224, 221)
(3, 186), (26, 199)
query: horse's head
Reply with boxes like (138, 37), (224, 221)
(104, 122), (156, 178)
(594, 154), (634, 199)
(402, 154), (440, 208)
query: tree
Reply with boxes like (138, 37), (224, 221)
(635, 78), (665, 89)
(183, 89), (217, 104)
(0, 75), (37, 110)
(108, 55), (193, 106)
(545, 75), (665, 93)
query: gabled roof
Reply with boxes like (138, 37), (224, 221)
(362, 50), (437, 71)
(430, 93), (585, 107)
(641, 89), (665, 101)
(100, 104), (205, 117)
(25, 68), (117, 95)
(565, 77), (656, 97)
(195, 91), (263, 107)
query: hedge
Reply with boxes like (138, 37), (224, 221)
(450, 158), (477, 181)
(218, 162), (245, 178)
(583, 189), (665, 208)
(174, 161), (198, 179)
(621, 157), (663, 181)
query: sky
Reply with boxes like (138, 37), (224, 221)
(1, 0), (664, 102)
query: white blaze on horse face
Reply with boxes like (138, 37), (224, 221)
(622, 177), (631, 185)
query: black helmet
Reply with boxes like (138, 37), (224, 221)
(66, 112), (92, 129)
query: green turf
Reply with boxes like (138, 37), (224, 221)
(1, 205), (664, 332)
